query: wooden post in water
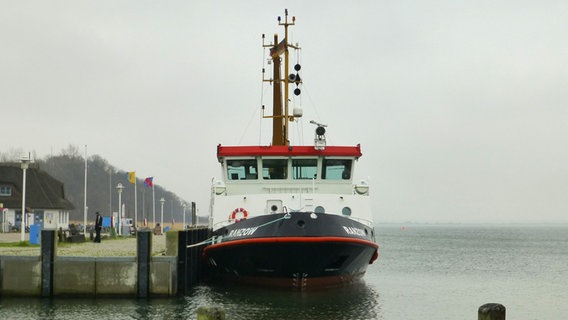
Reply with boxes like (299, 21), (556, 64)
(40, 230), (56, 297)
(478, 303), (506, 320)
(177, 227), (211, 294)
(177, 230), (189, 295)
(197, 306), (225, 320)
(137, 230), (152, 298)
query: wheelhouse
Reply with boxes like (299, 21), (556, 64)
(218, 144), (362, 185)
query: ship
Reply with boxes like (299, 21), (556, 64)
(203, 10), (378, 290)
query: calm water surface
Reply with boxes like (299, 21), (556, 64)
(1, 224), (566, 319)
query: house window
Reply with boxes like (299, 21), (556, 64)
(0, 186), (12, 196)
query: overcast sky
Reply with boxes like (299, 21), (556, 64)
(2, 1), (567, 223)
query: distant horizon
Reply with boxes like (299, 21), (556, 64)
(376, 220), (568, 225)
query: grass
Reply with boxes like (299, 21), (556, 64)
(0, 241), (39, 247)
(0, 234), (135, 248)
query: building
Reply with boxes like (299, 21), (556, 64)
(0, 163), (74, 232)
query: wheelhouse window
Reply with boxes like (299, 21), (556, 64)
(0, 186), (12, 196)
(292, 158), (318, 179)
(262, 158), (288, 180)
(322, 159), (353, 180)
(226, 159), (258, 180)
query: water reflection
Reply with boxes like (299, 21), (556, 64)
(187, 281), (382, 320)
(0, 281), (381, 320)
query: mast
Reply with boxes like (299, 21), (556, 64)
(263, 9), (301, 146)
(271, 34), (285, 146)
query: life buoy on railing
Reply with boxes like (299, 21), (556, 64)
(230, 207), (248, 222)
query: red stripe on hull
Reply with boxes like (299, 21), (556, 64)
(204, 236), (379, 252)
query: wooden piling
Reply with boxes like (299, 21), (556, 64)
(177, 227), (211, 295)
(478, 303), (506, 320)
(177, 230), (190, 295)
(137, 230), (152, 298)
(197, 306), (225, 320)
(40, 230), (56, 297)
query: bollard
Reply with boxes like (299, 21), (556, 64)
(479, 303), (506, 320)
(197, 306), (226, 320)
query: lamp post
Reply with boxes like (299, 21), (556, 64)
(182, 202), (187, 231)
(20, 155), (31, 242)
(116, 183), (124, 236)
(160, 197), (165, 235)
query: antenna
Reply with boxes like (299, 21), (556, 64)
(262, 10), (301, 146)
(309, 120), (327, 128)
(310, 120), (327, 150)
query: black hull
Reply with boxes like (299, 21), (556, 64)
(204, 212), (379, 289)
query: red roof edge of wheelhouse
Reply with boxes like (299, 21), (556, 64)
(217, 144), (362, 160)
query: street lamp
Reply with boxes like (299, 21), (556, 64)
(182, 202), (187, 231)
(160, 197), (165, 235)
(20, 154), (31, 242)
(116, 183), (124, 236)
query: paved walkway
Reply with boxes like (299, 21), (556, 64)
(0, 232), (167, 257)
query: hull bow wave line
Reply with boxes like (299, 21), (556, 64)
(204, 10), (378, 290)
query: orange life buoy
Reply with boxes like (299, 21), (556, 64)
(230, 207), (248, 221)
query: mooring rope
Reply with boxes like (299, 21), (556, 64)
(255, 213), (291, 229)
(185, 213), (292, 248)
(186, 237), (215, 248)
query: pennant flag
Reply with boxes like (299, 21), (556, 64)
(144, 177), (153, 188)
(127, 172), (136, 184)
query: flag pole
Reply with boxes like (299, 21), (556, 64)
(152, 184), (156, 228)
(134, 175), (138, 228)
(142, 188), (145, 226)
(83, 145), (88, 235)
(144, 176), (155, 229)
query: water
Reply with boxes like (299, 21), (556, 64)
(1, 224), (567, 319)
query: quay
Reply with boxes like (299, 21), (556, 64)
(0, 228), (210, 297)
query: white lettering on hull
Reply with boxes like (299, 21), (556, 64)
(342, 226), (366, 237)
(227, 227), (259, 238)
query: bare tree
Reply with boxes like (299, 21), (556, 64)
(0, 147), (24, 162)
(59, 144), (81, 159)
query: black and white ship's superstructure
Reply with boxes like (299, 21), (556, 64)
(203, 10), (378, 289)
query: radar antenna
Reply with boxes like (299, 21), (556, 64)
(310, 120), (327, 150)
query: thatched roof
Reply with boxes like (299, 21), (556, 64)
(0, 163), (75, 211)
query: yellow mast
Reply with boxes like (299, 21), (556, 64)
(263, 10), (300, 146)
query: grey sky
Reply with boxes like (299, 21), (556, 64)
(2, 1), (567, 223)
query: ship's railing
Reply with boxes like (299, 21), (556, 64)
(211, 212), (374, 231)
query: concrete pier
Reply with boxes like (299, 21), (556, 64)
(0, 228), (211, 297)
